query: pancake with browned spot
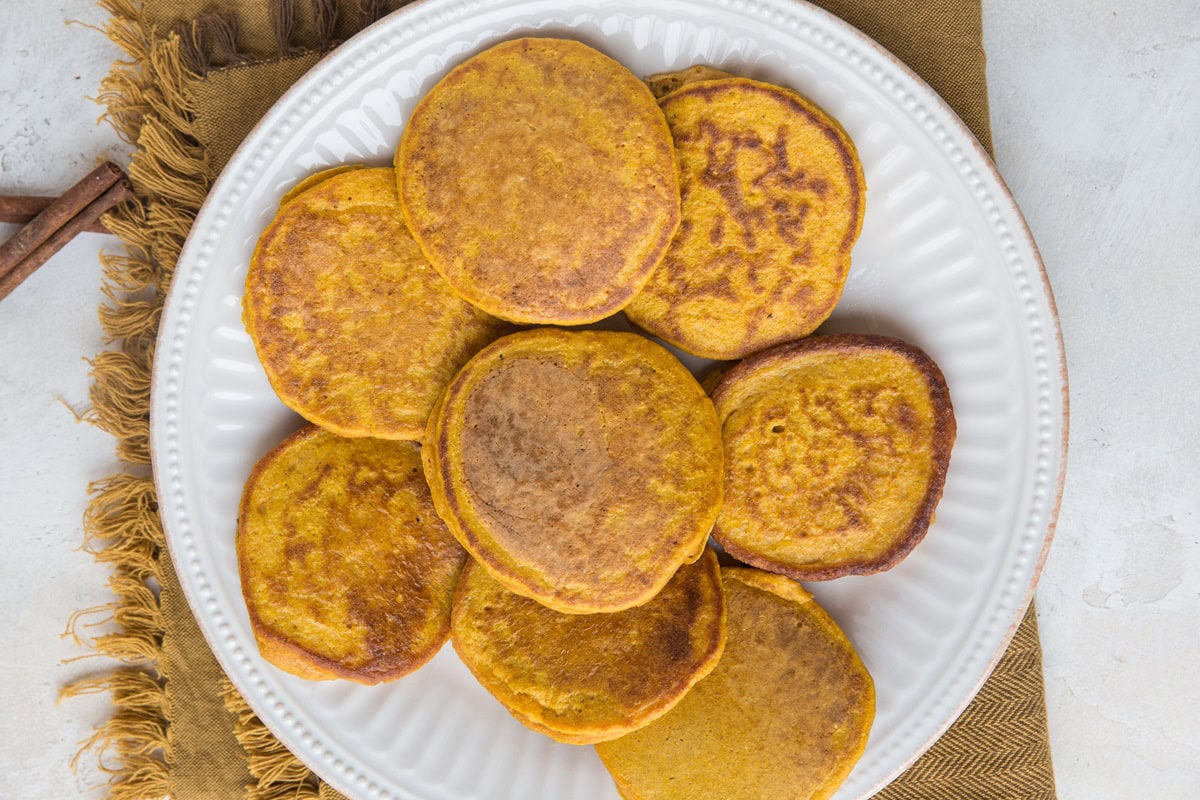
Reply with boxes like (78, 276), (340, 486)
(424, 328), (723, 614)
(626, 76), (866, 359)
(396, 37), (680, 324)
(244, 166), (510, 440)
(451, 549), (726, 744)
(237, 426), (467, 684)
(645, 64), (733, 99)
(711, 334), (955, 580)
(596, 567), (875, 800)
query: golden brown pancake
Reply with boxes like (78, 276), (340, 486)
(396, 37), (680, 325)
(644, 64), (734, 99)
(237, 425), (466, 684)
(278, 164), (366, 205)
(711, 334), (955, 580)
(450, 549), (726, 744)
(244, 166), (510, 440)
(625, 75), (866, 359)
(596, 567), (875, 800)
(424, 328), (723, 613)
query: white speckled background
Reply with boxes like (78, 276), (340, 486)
(1, 0), (1196, 797)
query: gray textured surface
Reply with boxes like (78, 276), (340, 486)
(985, 2), (1200, 797)
(0, 0), (1197, 797)
(0, 3), (125, 799)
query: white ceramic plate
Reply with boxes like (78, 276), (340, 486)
(150, 1), (1067, 798)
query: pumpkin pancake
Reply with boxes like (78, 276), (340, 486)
(278, 163), (365, 205)
(451, 549), (726, 744)
(711, 334), (955, 580)
(244, 166), (510, 440)
(625, 76), (866, 359)
(424, 328), (723, 614)
(396, 37), (680, 324)
(596, 567), (875, 800)
(644, 64), (733, 99)
(237, 426), (466, 684)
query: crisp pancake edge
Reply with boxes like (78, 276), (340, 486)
(710, 334), (956, 580)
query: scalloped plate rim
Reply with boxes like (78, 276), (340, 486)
(149, 1), (1068, 799)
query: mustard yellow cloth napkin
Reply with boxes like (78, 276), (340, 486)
(73, 2), (1054, 798)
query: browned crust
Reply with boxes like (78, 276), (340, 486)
(242, 173), (415, 440)
(711, 334), (955, 581)
(244, 601), (453, 685)
(720, 568), (874, 799)
(662, 78), (865, 260)
(426, 328), (722, 613)
(448, 552), (727, 744)
(427, 339), (520, 596)
(596, 566), (874, 799)
(236, 425), (458, 684)
(396, 38), (681, 325)
(627, 76), (867, 360)
(644, 65), (735, 98)
(243, 167), (509, 441)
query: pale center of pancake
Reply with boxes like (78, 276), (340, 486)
(460, 359), (617, 571)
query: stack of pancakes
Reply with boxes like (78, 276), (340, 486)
(236, 36), (957, 799)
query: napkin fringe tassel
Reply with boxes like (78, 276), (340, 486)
(168, 0), (355, 76)
(66, 2), (351, 799)
(222, 683), (322, 800)
(62, 1), (203, 798)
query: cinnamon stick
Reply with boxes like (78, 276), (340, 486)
(0, 195), (108, 233)
(0, 162), (124, 282)
(0, 179), (133, 303)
